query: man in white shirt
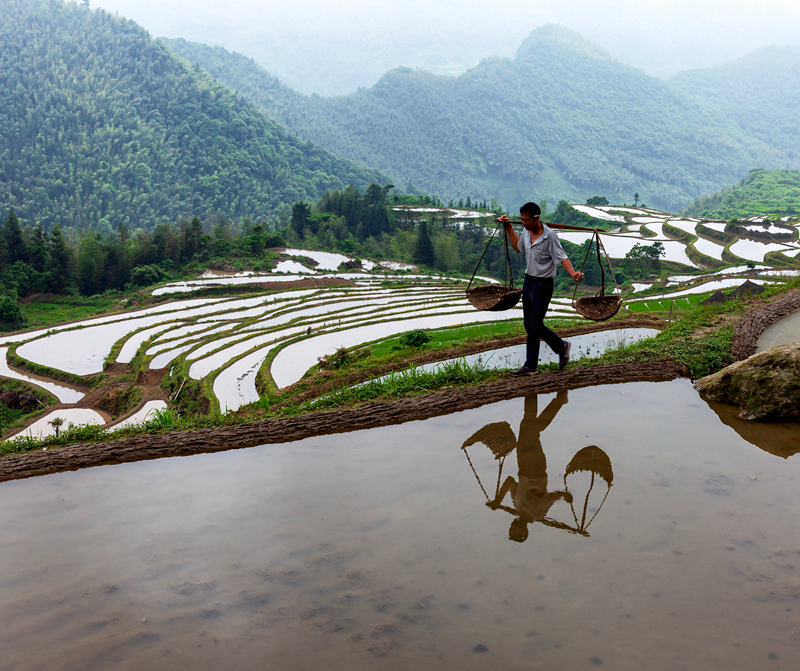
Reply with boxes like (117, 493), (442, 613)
(496, 202), (584, 375)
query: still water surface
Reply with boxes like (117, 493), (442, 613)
(1, 379), (799, 670)
(757, 310), (800, 352)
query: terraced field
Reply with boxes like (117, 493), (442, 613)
(2, 264), (582, 438)
(2, 205), (798, 440)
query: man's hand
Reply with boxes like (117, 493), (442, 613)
(573, 271), (584, 282)
(495, 215), (510, 224)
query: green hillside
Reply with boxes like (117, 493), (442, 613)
(670, 47), (800, 171)
(681, 168), (800, 218)
(166, 25), (783, 212)
(0, 0), (388, 232)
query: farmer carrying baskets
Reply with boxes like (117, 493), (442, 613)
(497, 202), (584, 375)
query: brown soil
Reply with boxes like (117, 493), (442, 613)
(0, 359), (688, 483)
(732, 289), (800, 360)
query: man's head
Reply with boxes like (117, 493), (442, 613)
(519, 202), (541, 218)
(509, 517), (529, 543)
(519, 202), (541, 230)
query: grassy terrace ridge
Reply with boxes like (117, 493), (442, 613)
(6, 272), (795, 456)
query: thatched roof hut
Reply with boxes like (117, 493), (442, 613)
(701, 291), (727, 306)
(729, 280), (765, 299)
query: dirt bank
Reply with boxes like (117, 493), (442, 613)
(732, 289), (800, 360)
(0, 359), (687, 483)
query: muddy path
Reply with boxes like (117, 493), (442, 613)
(0, 359), (687, 483)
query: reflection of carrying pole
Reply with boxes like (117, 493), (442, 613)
(462, 444), (509, 503)
(462, 445), (490, 502)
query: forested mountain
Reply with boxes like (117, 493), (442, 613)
(671, 47), (800, 171)
(681, 168), (800, 219)
(0, 0), (388, 232)
(166, 24), (792, 212)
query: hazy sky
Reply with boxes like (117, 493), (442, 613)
(95, 0), (800, 94)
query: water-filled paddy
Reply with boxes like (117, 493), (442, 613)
(1, 379), (799, 670)
(570, 205), (625, 221)
(109, 400), (168, 430)
(0, 346), (85, 404)
(757, 310), (800, 352)
(692, 237), (726, 260)
(729, 239), (796, 262)
(10, 407), (111, 439)
(412, 328), (660, 373)
(647, 278), (766, 301)
(270, 310), (528, 388)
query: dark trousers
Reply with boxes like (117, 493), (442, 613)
(522, 275), (565, 369)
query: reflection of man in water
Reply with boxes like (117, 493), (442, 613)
(503, 392), (572, 541)
(463, 391), (572, 543)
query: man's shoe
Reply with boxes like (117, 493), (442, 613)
(559, 341), (571, 370)
(510, 366), (536, 376)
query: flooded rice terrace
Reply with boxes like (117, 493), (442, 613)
(2, 379), (800, 670)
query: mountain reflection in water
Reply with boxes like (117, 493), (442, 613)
(462, 391), (613, 541)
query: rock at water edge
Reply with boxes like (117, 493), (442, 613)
(694, 342), (800, 421)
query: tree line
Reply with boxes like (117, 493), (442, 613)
(2, 185), (669, 330)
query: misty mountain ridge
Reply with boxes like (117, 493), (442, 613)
(166, 25), (799, 212)
(516, 24), (616, 63)
(670, 45), (800, 168)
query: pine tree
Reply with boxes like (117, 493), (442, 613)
(46, 224), (74, 294)
(26, 225), (49, 273)
(413, 221), (435, 268)
(2, 210), (28, 265)
(291, 202), (311, 235)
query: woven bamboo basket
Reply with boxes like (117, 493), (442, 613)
(572, 293), (622, 321)
(465, 222), (521, 312)
(466, 285), (522, 312)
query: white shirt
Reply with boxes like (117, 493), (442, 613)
(516, 224), (567, 278)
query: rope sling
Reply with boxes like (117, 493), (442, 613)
(571, 228), (622, 321)
(465, 221), (622, 320)
(465, 222), (522, 312)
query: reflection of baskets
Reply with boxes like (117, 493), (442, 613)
(573, 294), (622, 321)
(565, 445), (614, 485)
(466, 285), (522, 312)
(562, 445), (614, 536)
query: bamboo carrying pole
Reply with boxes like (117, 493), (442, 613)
(503, 219), (623, 320)
(506, 220), (605, 233)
